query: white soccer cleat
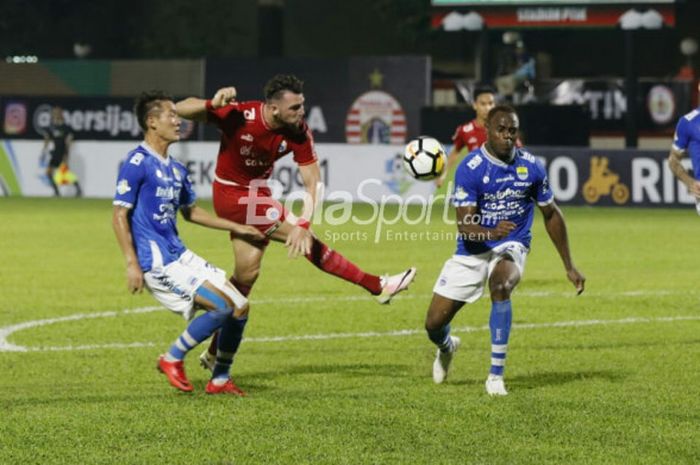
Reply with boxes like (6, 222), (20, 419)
(485, 374), (508, 396)
(432, 336), (461, 384)
(376, 267), (417, 304)
(199, 350), (216, 372)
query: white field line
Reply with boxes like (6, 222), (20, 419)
(1, 290), (698, 353)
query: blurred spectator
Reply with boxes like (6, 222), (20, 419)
(495, 40), (536, 101)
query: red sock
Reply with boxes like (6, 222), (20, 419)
(305, 238), (382, 295)
(207, 278), (254, 356)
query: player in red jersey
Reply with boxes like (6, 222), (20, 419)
(176, 75), (416, 370)
(436, 87), (496, 188)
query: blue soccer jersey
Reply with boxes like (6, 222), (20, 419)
(452, 146), (553, 256)
(113, 143), (196, 272)
(672, 108), (700, 179)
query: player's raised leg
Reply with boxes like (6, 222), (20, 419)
(425, 294), (464, 384)
(270, 220), (416, 304)
(485, 258), (520, 396)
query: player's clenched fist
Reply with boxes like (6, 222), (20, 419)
(211, 87), (237, 108)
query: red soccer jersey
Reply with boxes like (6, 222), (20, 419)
(452, 119), (487, 153)
(207, 100), (317, 186)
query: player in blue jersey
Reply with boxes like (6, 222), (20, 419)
(668, 90), (700, 211)
(424, 105), (585, 396)
(112, 91), (265, 396)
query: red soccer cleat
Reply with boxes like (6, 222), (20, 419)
(157, 355), (193, 392)
(205, 378), (247, 397)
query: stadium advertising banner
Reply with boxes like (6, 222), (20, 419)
(0, 97), (200, 141)
(533, 147), (695, 208)
(431, 2), (675, 29)
(205, 57), (430, 144)
(0, 141), (435, 203)
(1, 139), (695, 211)
(546, 79), (692, 133)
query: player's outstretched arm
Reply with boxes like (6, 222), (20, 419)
(668, 148), (700, 197)
(112, 205), (144, 294)
(180, 204), (265, 243)
(539, 202), (585, 295)
(175, 87), (237, 122)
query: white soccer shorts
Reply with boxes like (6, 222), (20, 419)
(143, 249), (247, 320)
(433, 241), (528, 303)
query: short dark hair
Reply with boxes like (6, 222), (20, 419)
(487, 104), (517, 124)
(263, 74), (304, 101)
(473, 86), (495, 102)
(134, 90), (173, 131)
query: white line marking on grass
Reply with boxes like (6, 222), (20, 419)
(1, 300), (699, 353)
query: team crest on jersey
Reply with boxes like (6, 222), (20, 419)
(516, 166), (528, 180)
(278, 140), (288, 153)
(116, 179), (131, 195)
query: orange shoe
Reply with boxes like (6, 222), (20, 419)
(205, 378), (247, 397)
(157, 355), (193, 392)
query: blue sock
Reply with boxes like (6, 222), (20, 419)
(167, 311), (224, 360)
(212, 316), (248, 380)
(489, 300), (512, 376)
(427, 324), (454, 353)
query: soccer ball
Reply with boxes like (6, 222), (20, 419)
(403, 136), (447, 181)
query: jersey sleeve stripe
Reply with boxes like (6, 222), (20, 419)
(113, 200), (133, 208)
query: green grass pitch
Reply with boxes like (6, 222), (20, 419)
(1, 197), (699, 465)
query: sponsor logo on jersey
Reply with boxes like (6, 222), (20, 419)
(130, 153), (144, 166)
(483, 176), (490, 184)
(243, 108), (256, 120)
(496, 175), (515, 183)
(156, 169), (163, 178)
(454, 186), (469, 201)
(155, 186), (175, 199)
(240, 145), (253, 156)
(116, 179), (131, 195)
(278, 140), (288, 153)
(516, 166), (529, 180)
(467, 155), (482, 170)
(241, 133), (254, 142)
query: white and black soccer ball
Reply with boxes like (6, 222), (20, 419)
(403, 136), (447, 181)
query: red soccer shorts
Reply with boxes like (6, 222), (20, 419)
(213, 181), (287, 244)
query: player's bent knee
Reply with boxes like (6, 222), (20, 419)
(196, 286), (234, 322)
(233, 303), (250, 318)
